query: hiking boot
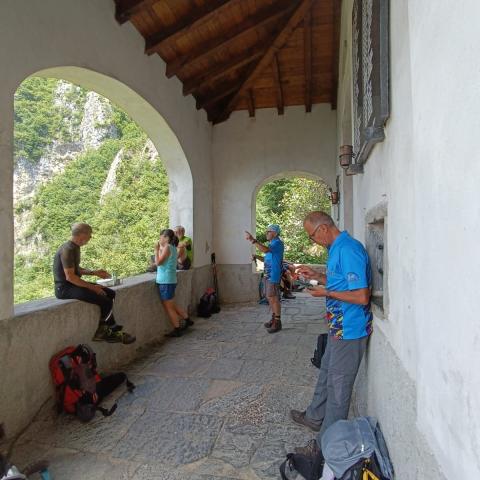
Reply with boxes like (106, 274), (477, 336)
(181, 318), (194, 330)
(290, 410), (321, 432)
(92, 324), (111, 342)
(93, 326), (136, 344)
(264, 314), (275, 328)
(165, 327), (183, 338)
(294, 439), (321, 458)
(267, 318), (282, 334)
(283, 292), (296, 299)
(105, 330), (136, 344)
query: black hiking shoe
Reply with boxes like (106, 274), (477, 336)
(294, 439), (321, 458)
(105, 330), (136, 344)
(92, 324), (111, 342)
(93, 326), (136, 344)
(165, 327), (183, 338)
(181, 318), (194, 330)
(267, 318), (282, 334)
(282, 292), (296, 299)
(290, 410), (321, 432)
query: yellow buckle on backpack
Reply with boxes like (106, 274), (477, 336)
(362, 459), (381, 480)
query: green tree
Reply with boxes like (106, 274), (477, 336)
(14, 79), (170, 304)
(256, 177), (331, 264)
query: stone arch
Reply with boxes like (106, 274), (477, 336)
(250, 170), (333, 236)
(25, 66), (194, 234)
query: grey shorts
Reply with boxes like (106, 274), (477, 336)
(264, 278), (280, 298)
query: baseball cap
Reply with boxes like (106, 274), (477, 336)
(266, 224), (281, 235)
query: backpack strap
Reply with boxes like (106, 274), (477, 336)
(126, 378), (135, 393)
(96, 403), (117, 417)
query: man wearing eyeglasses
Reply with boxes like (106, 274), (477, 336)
(245, 224), (284, 333)
(290, 211), (372, 448)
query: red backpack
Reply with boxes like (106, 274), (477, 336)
(49, 344), (101, 415)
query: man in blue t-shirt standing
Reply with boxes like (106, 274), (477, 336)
(245, 224), (284, 333)
(290, 211), (372, 451)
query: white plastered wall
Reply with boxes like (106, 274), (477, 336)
(212, 105), (337, 265)
(0, 0), (213, 320)
(337, 0), (480, 478)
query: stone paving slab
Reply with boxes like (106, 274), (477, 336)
(10, 294), (326, 479)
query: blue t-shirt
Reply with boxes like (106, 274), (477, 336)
(156, 244), (177, 284)
(325, 231), (372, 340)
(264, 237), (284, 283)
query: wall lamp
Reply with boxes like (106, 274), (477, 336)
(339, 144), (363, 175)
(329, 175), (340, 205)
(339, 145), (354, 169)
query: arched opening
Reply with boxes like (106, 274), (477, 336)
(13, 68), (193, 304)
(253, 172), (332, 269)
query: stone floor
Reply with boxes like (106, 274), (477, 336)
(11, 293), (327, 480)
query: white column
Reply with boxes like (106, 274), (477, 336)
(0, 92), (14, 319)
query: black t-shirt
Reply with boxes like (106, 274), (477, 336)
(53, 240), (80, 285)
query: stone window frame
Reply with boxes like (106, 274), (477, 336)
(365, 201), (388, 319)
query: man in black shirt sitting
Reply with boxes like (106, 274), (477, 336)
(53, 222), (135, 344)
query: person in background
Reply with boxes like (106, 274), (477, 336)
(53, 222), (136, 344)
(174, 225), (193, 270)
(155, 228), (193, 337)
(290, 211), (372, 459)
(245, 224), (284, 333)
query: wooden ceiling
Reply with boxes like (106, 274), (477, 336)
(114, 0), (340, 124)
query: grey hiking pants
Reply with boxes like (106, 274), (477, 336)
(306, 334), (368, 438)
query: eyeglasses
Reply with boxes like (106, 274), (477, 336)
(308, 224), (322, 241)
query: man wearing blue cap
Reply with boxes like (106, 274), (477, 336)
(245, 224), (284, 333)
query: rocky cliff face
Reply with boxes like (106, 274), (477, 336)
(14, 81), (117, 205)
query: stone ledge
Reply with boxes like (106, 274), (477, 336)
(13, 271), (195, 317)
(0, 267), (204, 441)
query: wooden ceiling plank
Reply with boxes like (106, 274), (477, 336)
(115, 0), (152, 25)
(247, 89), (255, 117)
(196, 81), (243, 110)
(145, 0), (233, 55)
(214, 0), (316, 124)
(272, 54), (284, 114)
(166, 0), (296, 79)
(304, 8), (312, 112)
(331, 0), (341, 109)
(183, 48), (264, 96)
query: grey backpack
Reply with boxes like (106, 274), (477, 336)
(321, 417), (394, 480)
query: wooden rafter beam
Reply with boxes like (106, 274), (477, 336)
(115, 0), (151, 25)
(304, 9), (313, 112)
(183, 49), (264, 97)
(247, 89), (255, 117)
(214, 0), (316, 124)
(331, 0), (342, 109)
(272, 54), (284, 115)
(195, 81), (243, 110)
(166, 0), (296, 79)
(145, 0), (233, 55)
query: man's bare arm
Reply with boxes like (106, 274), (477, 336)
(64, 267), (106, 295)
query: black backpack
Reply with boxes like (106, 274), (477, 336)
(197, 289), (220, 318)
(279, 450), (324, 480)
